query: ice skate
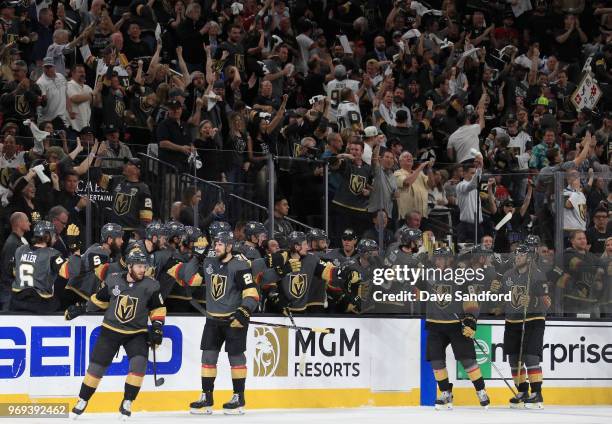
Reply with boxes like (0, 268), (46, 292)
(223, 392), (245, 415)
(190, 391), (214, 415)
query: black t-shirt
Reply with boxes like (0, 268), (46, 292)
(156, 117), (191, 170)
(122, 38), (153, 61)
(587, 226), (611, 255)
(555, 28), (582, 63)
(219, 41), (246, 74)
(194, 137), (225, 181)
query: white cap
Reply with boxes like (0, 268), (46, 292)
(364, 126), (378, 138)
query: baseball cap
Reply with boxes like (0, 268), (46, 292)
(80, 126), (94, 135)
(534, 96), (549, 106)
(213, 80), (225, 89)
(168, 87), (187, 98)
(42, 57), (55, 67)
(334, 64), (347, 79)
(124, 157), (142, 168)
(104, 124), (119, 134)
(364, 126), (378, 138)
(166, 99), (183, 109)
(342, 228), (358, 241)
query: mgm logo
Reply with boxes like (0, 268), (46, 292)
(252, 327), (288, 377)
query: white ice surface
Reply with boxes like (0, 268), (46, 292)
(19, 406), (612, 424)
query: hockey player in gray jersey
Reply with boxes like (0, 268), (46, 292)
(322, 228), (358, 266)
(418, 247), (490, 409)
(10, 221), (79, 313)
(263, 231), (361, 314)
(307, 228), (329, 257)
(168, 232), (259, 414)
(65, 250), (166, 419)
(236, 221), (267, 260)
(63, 223), (124, 306)
(497, 244), (551, 409)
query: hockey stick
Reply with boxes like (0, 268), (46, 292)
(455, 314), (516, 396)
(516, 252), (534, 384)
(285, 309), (308, 375)
(151, 346), (165, 387)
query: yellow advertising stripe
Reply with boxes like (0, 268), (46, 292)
(449, 387), (612, 405)
(1, 389), (420, 412)
(4, 387), (612, 412)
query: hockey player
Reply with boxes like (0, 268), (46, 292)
(422, 246), (490, 409)
(66, 250), (166, 419)
(237, 221), (267, 260)
(307, 228), (329, 256)
(323, 228), (358, 266)
(171, 231), (258, 414)
(63, 223), (124, 306)
(264, 231), (361, 314)
(498, 244), (550, 409)
(10, 221), (80, 313)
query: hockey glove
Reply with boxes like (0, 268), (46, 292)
(266, 251), (290, 276)
(230, 307), (250, 328)
(462, 314), (477, 339)
(268, 291), (290, 311)
(64, 303), (86, 320)
(346, 294), (361, 314)
(66, 224), (82, 253)
(193, 236), (209, 257)
(148, 320), (164, 346)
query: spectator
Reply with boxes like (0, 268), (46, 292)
(66, 64), (93, 134)
(587, 207), (611, 254)
(99, 125), (133, 168)
(394, 152), (434, 222)
(447, 98), (486, 164)
(47, 205), (70, 257)
(264, 196), (294, 239)
(382, 109), (417, 156)
(157, 99), (192, 172)
(36, 57), (68, 129)
(456, 155), (485, 243)
(362, 210), (394, 250)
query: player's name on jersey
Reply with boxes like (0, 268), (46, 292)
(19, 253), (37, 263)
(372, 289), (512, 303)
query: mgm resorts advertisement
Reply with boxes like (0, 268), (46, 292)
(0, 316), (420, 397)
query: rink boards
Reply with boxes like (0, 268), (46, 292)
(0, 316), (610, 411)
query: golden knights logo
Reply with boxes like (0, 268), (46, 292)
(211, 274), (227, 301)
(115, 294), (138, 323)
(289, 273), (307, 299)
(252, 327), (288, 377)
(435, 284), (452, 309)
(349, 174), (366, 195)
(511, 285), (527, 309)
(113, 187), (137, 216)
(15, 94), (30, 116)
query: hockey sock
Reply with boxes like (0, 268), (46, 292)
(462, 361), (485, 391)
(231, 366), (247, 393)
(511, 367), (528, 389)
(433, 368), (451, 392)
(124, 372), (144, 401)
(201, 364), (217, 392)
(79, 373), (101, 401)
(527, 366), (543, 393)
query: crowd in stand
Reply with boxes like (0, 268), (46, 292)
(0, 0), (611, 315)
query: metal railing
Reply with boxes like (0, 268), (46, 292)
(137, 153), (180, 221)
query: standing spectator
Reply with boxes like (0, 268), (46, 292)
(219, 24), (246, 76)
(66, 64), (93, 133)
(362, 209), (394, 250)
(456, 155), (484, 243)
(330, 140), (372, 243)
(587, 207), (611, 254)
(382, 109), (417, 156)
(368, 149), (398, 218)
(295, 18), (315, 75)
(0, 60), (41, 136)
(447, 98), (486, 163)
(394, 152), (434, 222)
(264, 196), (294, 238)
(530, 128), (561, 170)
(563, 170), (587, 234)
(0, 212), (30, 311)
(36, 57), (68, 129)
(99, 125), (133, 168)
(55, 171), (88, 228)
(157, 99), (192, 172)
(123, 22), (153, 61)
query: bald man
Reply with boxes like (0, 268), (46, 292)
(0, 212), (30, 310)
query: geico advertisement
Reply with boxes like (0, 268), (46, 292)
(0, 316), (418, 395)
(445, 320), (612, 387)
